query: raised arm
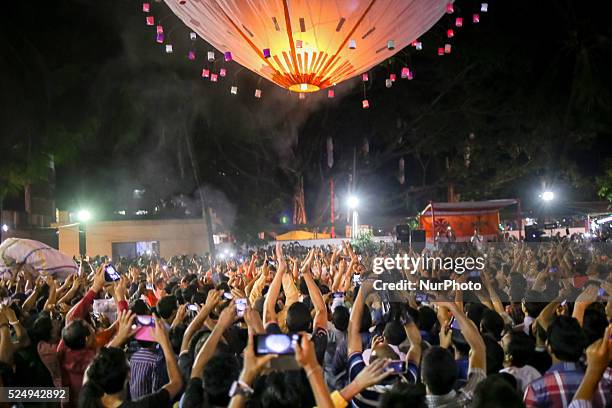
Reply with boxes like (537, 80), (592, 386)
(302, 263), (327, 330)
(152, 317), (184, 398)
(440, 301), (486, 371)
(191, 303), (236, 378)
(295, 335), (334, 408)
(263, 243), (286, 325)
(404, 316), (422, 366)
(180, 289), (221, 353)
(348, 286), (364, 354)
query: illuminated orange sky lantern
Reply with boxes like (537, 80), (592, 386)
(163, 0), (451, 92)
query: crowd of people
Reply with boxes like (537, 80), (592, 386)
(0, 234), (610, 408)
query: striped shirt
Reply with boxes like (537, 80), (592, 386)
(129, 347), (168, 400)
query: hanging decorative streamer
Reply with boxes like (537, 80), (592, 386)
(210, 73), (218, 82)
(190, 32), (197, 40)
(362, 73), (369, 81)
(447, 29), (454, 38)
(220, 68), (227, 77)
(444, 44), (452, 54)
(165, 44), (173, 53)
(230, 86), (238, 94)
(146, 16), (155, 25)
(446, 2), (454, 14)
(327, 137), (334, 168)
(142, 3), (150, 12)
(255, 89), (262, 98)
(156, 33), (165, 43)
(362, 99), (369, 109)
(327, 89), (335, 98)
(398, 158), (405, 184)
(438, 47), (444, 56)
(385, 79), (392, 88)
(224, 51), (232, 62)
(201, 69), (210, 78)
(401, 67), (410, 79)
(207, 51), (215, 61)
(473, 14), (480, 23)
(390, 73), (396, 82)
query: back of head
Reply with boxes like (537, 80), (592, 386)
(286, 302), (312, 332)
(582, 308), (608, 345)
(203, 352), (240, 406)
(506, 331), (535, 367)
(472, 374), (525, 408)
(371, 343), (399, 363)
(80, 348), (129, 408)
(547, 316), (586, 362)
(480, 309), (505, 341)
(383, 321), (407, 346)
(156, 295), (178, 319)
(259, 371), (314, 408)
(332, 306), (350, 332)
(379, 383), (427, 408)
(129, 299), (150, 315)
(30, 313), (53, 344)
(484, 334), (505, 375)
(62, 319), (90, 350)
(418, 306), (437, 332)
(421, 346), (457, 395)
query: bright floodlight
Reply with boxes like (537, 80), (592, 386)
(77, 209), (92, 222)
(347, 195), (359, 209)
(1, 224), (8, 232)
(541, 191), (554, 201)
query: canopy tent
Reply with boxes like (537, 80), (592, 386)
(276, 230), (331, 241)
(419, 199), (521, 242)
(0, 238), (78, 280)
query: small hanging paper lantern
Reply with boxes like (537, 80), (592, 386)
(444, 44), (452, 54)
(224, 51), (232, 62)
(298, 92), (306, 100)
(362, 73), (369, 81)
(401, 67), (410, 79)
(201, 69), (210, 78)
(349, 39), (356, 49)
(165, 44), (173, 53)
(190, 32), (197, 41)
(210, 73), (218, 82)
(447, 29), (454, 38)
(142, 3), (150, 12)
(296, 40), (303, 48)
(327, 89), (335, 98)
(255, 89), (262, 98)
(387, 40), (395, 50)
(156, 25), (163, 34)
(156, 33), (164, 43)
(446, 2), (454, 14)
(455, 17), (463, 27)
(230, 86), (238, 94)
(362, 99), (370, 109)
(438, 47), (444, 56)
(415, 42), (423, 50)
(481, 3), (488, 12)
(146, 16), (155, 25)
(219, 68), (226, 77)
(207, 51), (215, 62)
(188, 51), (196, 60)
(385, 79), (392, 88)
(473, 14), (480, 23)
(263, 48), (271, 58)
(390, 73), (396, 82)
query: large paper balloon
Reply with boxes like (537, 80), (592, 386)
(164, 0), (451, 92)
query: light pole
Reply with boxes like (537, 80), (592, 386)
(347, 195), (359, 238)
(77, 209), (92, 256)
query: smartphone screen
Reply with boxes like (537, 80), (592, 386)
(135, 315), (155, 327)
(223, 292), (233, 300)
(385, 360), (407, 374)
(187, 304), (199, 312)
(332, 292), (345, 300)
(254, 334), (300, 355)
(549, 267), (557, 274)
(236, 298), (247, 317)
(450, 316), (460, 330)
(104, 264), (121, 282)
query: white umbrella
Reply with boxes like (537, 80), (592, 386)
(0, 238), (78, 280)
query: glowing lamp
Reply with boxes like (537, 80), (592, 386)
(481, 3), (488, 12)
(156, 33), (164, 43)
(438, 47), (444, 56)
(263, 48), (271, 58)
(385, 79), (392, 88)
(190, 32), (197, 40)
(255, 89), (262, 98)
(328, 89), (335, 98)
(473, 14), (480, 23)
(446, 2), (454, 14)
(541, 191), (554, 201)
(77, 210), (92, 222)
(220, 68), (226, 77)
(362, 99), (369, 109)
(230, 86), (238, 94)
(444, 44), (451, 54)
(207, 51), (215, 61)
(347, 196), (359, 209)
(455, 17), (463, 27)
(210, 73), (218, 82)
(224, 51), (232, 62)
(362, 73), (369, 81)
(447, 29), (454, 38)
(165, 44), (173, 53)
(163, 0), (450, 91)
(142, 3), (150, 12)
(201, 69), (210, 78)
(390, 73), (396, 82)
(146, 16), (154, 25)
(401, 67), (410, 78)
(188, 51), (196, 60)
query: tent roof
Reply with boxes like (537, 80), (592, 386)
(421, 199), (519, 215)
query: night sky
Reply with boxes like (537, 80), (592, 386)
(1, 0), (611, 239)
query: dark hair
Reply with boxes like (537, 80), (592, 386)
(522, 291), (545, 318)
(156, 295), (178, 319)
(582, 308), (608, 345)
(129, 299), (150, 315)
(360, 304), (372, 332)
(202, 352), (240, 406)
(332, 306), (350, 332)
(506, 331), (535, 367)
(30, 313), (53, 343)
(62, 320), (91, 350)
(547, 316), (587, 362)
(484, 334), (504, 375)
(383, 321), (407, 346)
(259, 371), (315, 408)
(79, 347), (129, 408)
(191, 291), (207, 305)
(418, 306), (437, 331)
(379, 383), (427, 408)
(480, 309), (505, 341)
(465, 303), (486, 327)
(421, 346), (457, 395)
(286, 302), (312, 332)
(472, 374), (525, 408)
(169, 326), (186, 354)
